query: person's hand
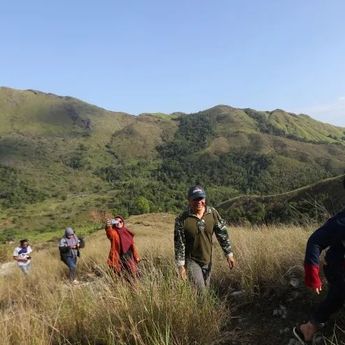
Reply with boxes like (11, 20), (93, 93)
(227, 254), (235, 270)
(106, 218), (112, 227)
(312, 286), (322, 295)
(178, 266), (187, 280)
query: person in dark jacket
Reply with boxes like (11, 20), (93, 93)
(293, 210), (345, 344)
(174, 185), (235, 291)
(59, 227), (81, 284)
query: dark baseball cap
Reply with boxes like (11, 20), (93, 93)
(187, 185), (206, 200)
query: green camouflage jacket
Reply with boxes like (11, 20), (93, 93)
(174, 206), (232, 266)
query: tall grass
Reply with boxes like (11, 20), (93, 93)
(0, 256), (223, 345)
(212, 224), (310, 298)
(0, 215), (335, 344)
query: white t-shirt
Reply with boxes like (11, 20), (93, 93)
(13, 246), (32, 266)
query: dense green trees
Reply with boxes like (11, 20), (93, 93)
(0, 165), (46, 208)
(1, 105), (343, 226)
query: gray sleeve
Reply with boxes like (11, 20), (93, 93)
(174, 215), (186, 266)
(213, 208), (232, 256)
(59, 238), (67, 248)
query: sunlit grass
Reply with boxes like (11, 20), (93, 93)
(0, 214), (343, 344)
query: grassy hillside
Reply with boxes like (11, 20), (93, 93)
(1, 87), (345, 237)
(106, 114), (178, 160)
(218, 174), (345, 224)
(155, 106), (345, 198)
(0, 87), (136, 202)
(0, 214), (344, 344)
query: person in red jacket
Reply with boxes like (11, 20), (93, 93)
(293, 209), (345, 344)
(105, 215), (140, 279)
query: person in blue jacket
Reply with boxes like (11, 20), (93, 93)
(293, 208), (345, 344)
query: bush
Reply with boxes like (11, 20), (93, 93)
(132, 196), (150, 214)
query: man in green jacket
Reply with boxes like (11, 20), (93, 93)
(174, 185), (235, 290)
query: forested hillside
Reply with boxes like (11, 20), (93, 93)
(1, 87), (345, 238)
(218, 174), (345, 224)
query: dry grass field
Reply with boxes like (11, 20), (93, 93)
(0, 213), (344, 345)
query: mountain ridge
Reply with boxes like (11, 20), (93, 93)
(0, 86), (345, 235)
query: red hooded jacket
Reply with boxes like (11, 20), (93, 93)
(105, 216), (140, 274)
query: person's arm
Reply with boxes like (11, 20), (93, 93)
(174, 215), (187, 279)
(13, 255), (27, 262)
(59, 238), (67, 248)
(105, 219), (114, 240)
(13, 248), (18, 261)
(132, 244), (140, 263)
(213, 208), (235, 269)
(26, 246), (32, 259)
(13, 252), (21, 262)
(304, 215), (344, 291)
(13, 249), (26, 262)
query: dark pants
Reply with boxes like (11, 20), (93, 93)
(186, 258), (212, 291)
(63, 256), (77, 281)
(312, 265), (345, 326)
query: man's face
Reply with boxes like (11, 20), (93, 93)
(21, 241), (28, 247)
(189, 197), (206, 212)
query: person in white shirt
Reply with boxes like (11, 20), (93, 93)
(13, 239), (32, 274)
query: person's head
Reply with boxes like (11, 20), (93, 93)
(187, 185), (206, 212)
(65, 227), (75, 238)
(19, 239), (29, 247)
(112, 215), (125, 229)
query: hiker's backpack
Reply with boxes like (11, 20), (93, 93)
(78, 237), (85, 248)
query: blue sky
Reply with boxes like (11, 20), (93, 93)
(1, 0), (345, 126)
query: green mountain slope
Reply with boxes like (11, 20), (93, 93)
(0, 87), (345, 237)
(155, 106), (345, 196)
(217, 174), (345, 224)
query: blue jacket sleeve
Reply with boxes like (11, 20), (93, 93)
(305, 212), (345, 266)
(304, 212), (345, 288)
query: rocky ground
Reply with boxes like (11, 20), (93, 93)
(215, 274), (344, 345)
